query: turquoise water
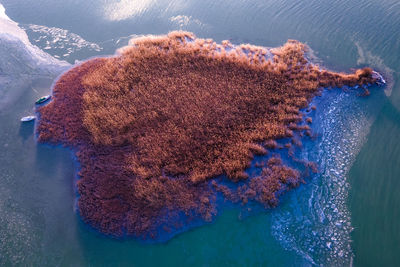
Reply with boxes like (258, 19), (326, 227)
(0, 0), (399, 266)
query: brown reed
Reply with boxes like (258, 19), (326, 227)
(36, 31), (378, 239)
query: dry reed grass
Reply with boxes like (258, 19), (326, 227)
(36, 31), (378, 239)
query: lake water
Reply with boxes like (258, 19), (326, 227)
(0, 0), (399, 266)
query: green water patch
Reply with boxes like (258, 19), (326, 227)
(74, 208), (303, 267)
(349, 101), (400, 266)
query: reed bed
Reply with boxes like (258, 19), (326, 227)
(37, 31), (378, 239)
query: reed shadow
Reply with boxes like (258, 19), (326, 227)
(19, 121), (34, 141)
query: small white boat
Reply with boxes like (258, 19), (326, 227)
(372, 71), (386, 85)
(21, 115), (36, 122)
(35, 95), (51, 105)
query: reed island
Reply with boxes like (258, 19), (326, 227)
(36, 31), (380, 240)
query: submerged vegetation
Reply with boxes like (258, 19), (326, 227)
(36, 31), (379, 239)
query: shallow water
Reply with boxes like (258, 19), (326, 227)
(0, 0), (399, 266)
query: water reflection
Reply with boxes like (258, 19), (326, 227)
(102, 0), (156, 21)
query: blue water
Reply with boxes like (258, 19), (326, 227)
(0, 0), (399, 266)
